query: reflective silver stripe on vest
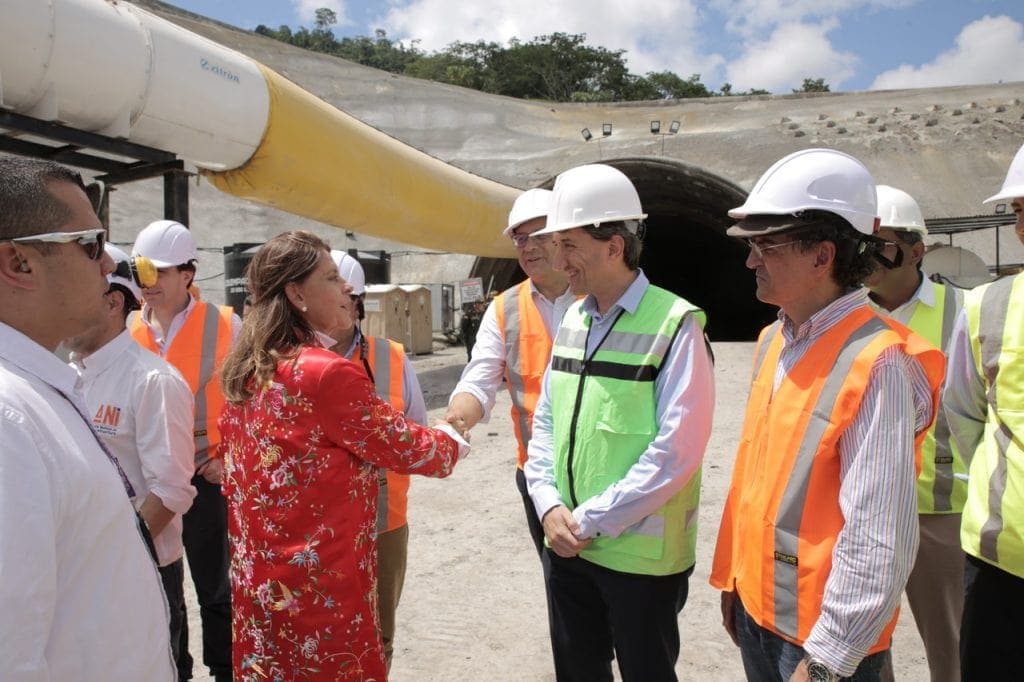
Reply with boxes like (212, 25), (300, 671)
(596, 329), (674, 358)
(370, 338), (394, 533)
(772, 316), (890, 637)
(556, 326), (589, 352)
(931, 285), (965, 511)
(193, 305), (222, 467)
(977, 279), (1014, 562)
(752, 322), (781, 380)
(501, 286), (533, 445)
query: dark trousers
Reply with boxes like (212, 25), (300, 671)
(961, 553), (1024, 680)
(160, 558), (189, 680)
(733, 597), (889, 681)
(182, 474), (232, 680)
(545, 550), (691, 682)
(515, 467), (546, 558)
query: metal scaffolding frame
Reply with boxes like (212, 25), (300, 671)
(0, 110), (190, 227)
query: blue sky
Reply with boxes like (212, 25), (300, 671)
(167, 0), (1023, 92)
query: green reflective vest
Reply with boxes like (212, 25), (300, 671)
(902, 281), (966, 513)
(549, 284), (704, 576)
(961, 273), (1024, 577)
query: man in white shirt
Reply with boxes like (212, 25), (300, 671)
(446, 188), (575, 556)
(130, 221), (240, 682)
(0, 157), (175, 680)
(66, 243), (197, 676)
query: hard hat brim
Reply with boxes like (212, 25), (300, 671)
(532, 212), (647, 237)
(502, 213), (547, 237)
(726, 215), (822, 238)
(983, 187), (1024, 204)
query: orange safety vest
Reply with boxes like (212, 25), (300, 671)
(130, 301), (234, 467)
(355, 335), (410, 533)
(710, 307), (944, 652)
(493, 280), (553, 469)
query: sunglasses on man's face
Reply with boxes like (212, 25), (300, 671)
(8, 228), (107, 260)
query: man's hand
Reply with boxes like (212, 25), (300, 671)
(721, 590), (740, 647)
(541, 505), (591, 558)
(789, 659), (810, 682)
(443, 413), (470, 440)
(197, 458), (223, 484)
(445, 393), (484, 438)
(435, 419), (470, 442)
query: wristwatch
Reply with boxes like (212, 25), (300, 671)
(804, 657), (839, 682)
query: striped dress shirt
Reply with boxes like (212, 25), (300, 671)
(773, 288), (934, 676)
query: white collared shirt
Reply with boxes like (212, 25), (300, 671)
(70, 330), (197, 566)
(0, 322), (175, 681)
(866, 273), (937, 323)
(451, 280), (575, 423)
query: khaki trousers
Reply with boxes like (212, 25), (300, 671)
(377, 523), (410, 670)
(884, 513), (964, 682)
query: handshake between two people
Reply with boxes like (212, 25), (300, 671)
(440, 392), (483, 443)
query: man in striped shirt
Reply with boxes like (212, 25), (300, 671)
(711, 149), (944, 682)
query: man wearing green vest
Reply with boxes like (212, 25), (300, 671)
(944, 143), (1024, 679)
(864, 185), (965, 682)
(524, 163), (714, 681)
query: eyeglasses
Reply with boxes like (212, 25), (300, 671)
(744, 237), (802, 258)
(510, 232), (553, 248)
(9, 228), (107, 260)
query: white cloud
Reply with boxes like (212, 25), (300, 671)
(291, 0), (351, 27)
(713, 0), (918, 38)
(375, 0), (724, 85)
(725, 20), (858, 91)
(870, 15), (1024, 89)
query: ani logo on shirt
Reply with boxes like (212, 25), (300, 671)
(92, 404), (122, 437)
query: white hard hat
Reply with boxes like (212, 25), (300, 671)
(876, 185), (927, 235)
(727, 148), (879, 236)
(504, 188), (552, 236)
(105, 244), (142, 304)
(535, 164), (646, 236)
(132, 220), (198, 268)
(331, 249), (365, 295)
(984, 142), (1024, 204)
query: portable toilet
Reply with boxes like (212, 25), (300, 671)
(363, 284), (407, 346)
(400, 285), (433, 354)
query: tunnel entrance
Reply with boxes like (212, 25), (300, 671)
(471, 157), (777, 341)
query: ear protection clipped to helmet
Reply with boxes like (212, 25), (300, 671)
(113, 254), (157, 289)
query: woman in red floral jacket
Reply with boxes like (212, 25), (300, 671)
(219, 231), (467, 681)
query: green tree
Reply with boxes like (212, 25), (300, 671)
(337, 30), (422, 73)
(794, 77), (830, 93)
(313, 7), (337, 31)
(641, 72), (712, 99)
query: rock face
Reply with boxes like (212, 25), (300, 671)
(113, 2), (1024, 337)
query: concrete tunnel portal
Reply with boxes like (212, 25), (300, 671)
(472, 158), (778, 341)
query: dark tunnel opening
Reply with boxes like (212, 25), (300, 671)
(471, 157), (777, 341)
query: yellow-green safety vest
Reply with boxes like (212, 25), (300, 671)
(549, 284), (704, 576)
(902, 281), (966, 513)
(960, 272), (1024, 578)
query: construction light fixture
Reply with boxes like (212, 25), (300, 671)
(581, 127), (593, 142)
(995, 203), (1007, 214)
(602, 123), (613, 136)
(650, 120), (661, 134)
(669, 120), (681, 134)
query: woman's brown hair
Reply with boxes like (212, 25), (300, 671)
(220, 231), (330, 403)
